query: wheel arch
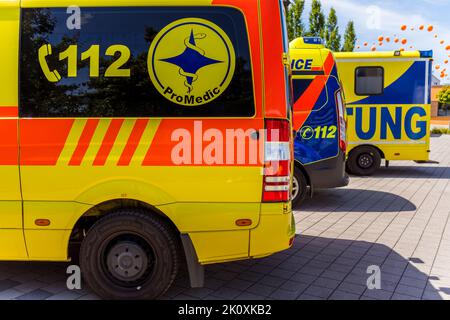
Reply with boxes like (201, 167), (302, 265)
(68, 199), (181, 259)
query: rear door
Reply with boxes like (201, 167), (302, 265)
(0, 0), (27, 259)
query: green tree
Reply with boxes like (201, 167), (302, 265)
(342, 21), (357, 52)
(324, 8), (341, 52)
(287, 0), (306, 40)
(438, 87), (450, 105)
(307, 0), (325, 38)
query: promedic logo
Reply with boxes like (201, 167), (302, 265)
(148, 18), (236, 106)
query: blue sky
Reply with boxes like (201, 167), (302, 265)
(301, 0), (450, 84)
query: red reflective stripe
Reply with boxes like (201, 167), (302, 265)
(323, 53), (335, 75)
(69, 119), (100, 166)
(117, 119), (148, 166)
(0, 107), (18, 117)
(93, 119), (124, 166)
(293, 77), (326, 130)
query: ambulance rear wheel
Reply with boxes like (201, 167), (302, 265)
(80, 209), (180, 300)
(292, 169), (308, 207)
(347, 146), (381, 176)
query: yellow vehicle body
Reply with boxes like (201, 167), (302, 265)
(0, 0), (294, 277)
(335, 51), (432, 166)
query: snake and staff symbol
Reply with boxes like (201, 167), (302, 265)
(160, 30), (223, 94)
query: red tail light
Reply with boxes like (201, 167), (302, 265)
(335, 90), (347, 153)
(263, 119), (292, 202)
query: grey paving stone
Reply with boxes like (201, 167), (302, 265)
(330, 290), (360, 300)
(0, 289), (24, 300)
(258, 275), (286, 288)
(246, 283), (276, 297)
(0, 279), (21, 291)
(338, 282), (367, 295)
(391, 293), (420, 300)
(363, 289), (393, 300)
(235, 292), (267, 300)
(182, 287), (215, 299)
(269, 288), (300, 300)
(46, 291), (82, 300)
(313, 277), (341, 290)
(394, 284), (425, 299)
(321, 270), (348, 281)
(210, 287), (242, 300)
(16, 289), (53, 300)
(303, 285), (334, 299)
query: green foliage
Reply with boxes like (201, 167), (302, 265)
(324, 8), (341, 52)
(285, 0), (357, 52)
(307, 0), (325, 38)
(431, 127), (450, 135)
(437, 87), (450, 105)
(287, 0), (306, 40)
(342, 21), (357, 52)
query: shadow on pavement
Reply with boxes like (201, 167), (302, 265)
(167, 234), (447, 300)
(298, 189), (417, 212)
(0, 234), (447, 300)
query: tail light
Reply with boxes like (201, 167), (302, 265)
(263, 119), (292, 202)
(335, 90), (347, 153)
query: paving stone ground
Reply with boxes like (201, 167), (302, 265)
(1, 135), (449, 300)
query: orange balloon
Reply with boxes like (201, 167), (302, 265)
(445, 60), (449, 64)
(419, 25), (424, 30)
(394, 38), (399, 43)
(356, 46), (360, 49)
(440, 40), (445, 45)
(435, 34), (438, 38)
(386, 37), (391, 42)
(427, 25), (434, 32)
(446, 45), (450, 50)
(436, 65), (440, 70)
(401, 25), (407, 31)
(410, 27), (414, 31)
(364, 42), (368, 47)
(401, 38), (408, 45)
(371, 46), (377, 51)
(399, 48), (405, 52)
(379, 42), (383, 46)
(378, 36), (384, 42)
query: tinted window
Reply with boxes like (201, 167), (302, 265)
(355, 67), (384, 96)
(20, 7), (255, 118)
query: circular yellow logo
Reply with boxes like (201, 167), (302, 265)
(148, 18), (236, 106)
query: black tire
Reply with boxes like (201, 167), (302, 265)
(80, 209), (180, 300)
(292, 168), (308, 208)
(347, 146), (381, 176)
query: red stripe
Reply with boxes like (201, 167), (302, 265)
(117, 119), (148, 166)
(0, 107), (18, 117)
(323, 53), (335, 75)
(293, 77), (326, 130)
(93, 119), (124, 166)
(69, 119), (100, 166)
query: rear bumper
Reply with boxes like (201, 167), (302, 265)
(189, 203), (296, 265)
(249, 203), (296, 258)
(304, 150), (349, 189)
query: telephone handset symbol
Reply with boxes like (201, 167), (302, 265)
(38, 44), (62, 83)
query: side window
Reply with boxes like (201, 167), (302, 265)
(20, 7), (255, 118)
(355, 67), (384, 96)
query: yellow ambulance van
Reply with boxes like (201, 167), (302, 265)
(0, 0), (295, 299)
(335, 51), (433, 175)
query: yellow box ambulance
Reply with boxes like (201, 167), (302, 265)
(0, 0), (295, 299)
(335, 51), (433, 175)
